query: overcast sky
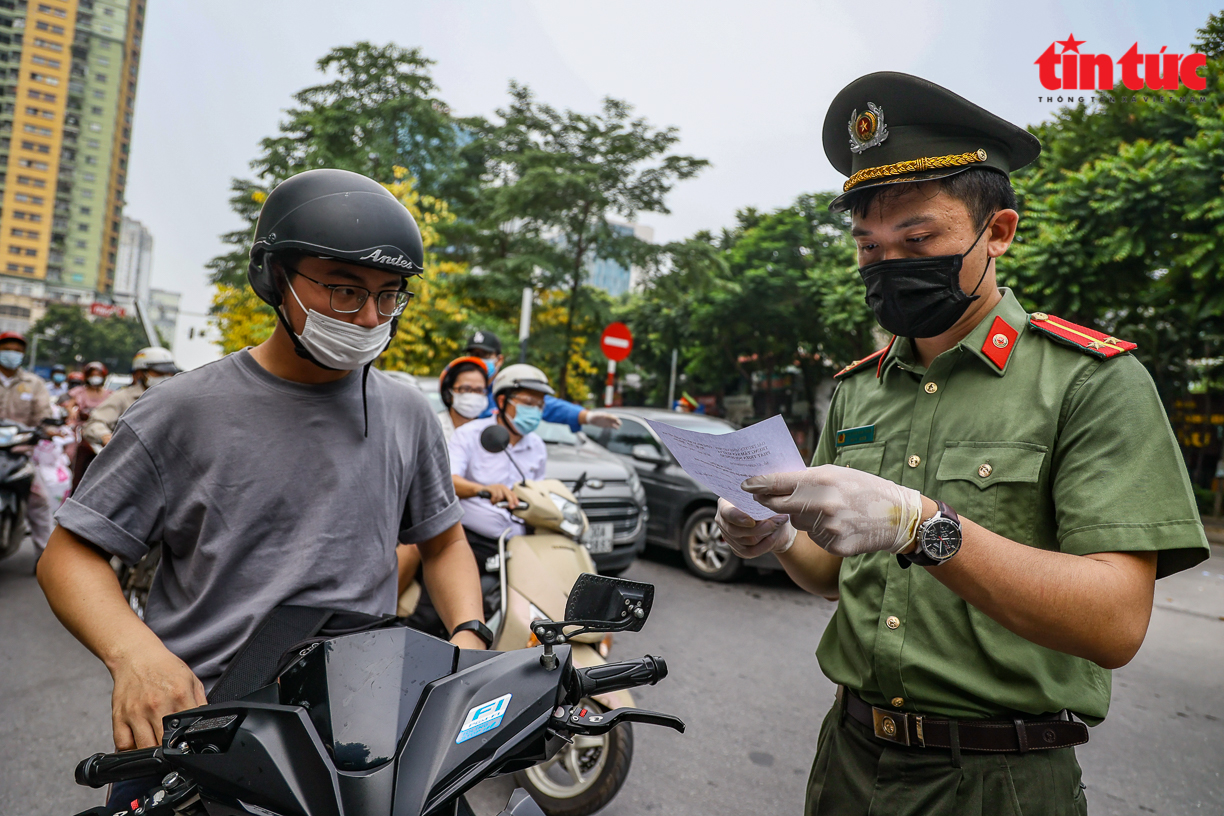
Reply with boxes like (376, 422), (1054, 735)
(126, 0), (1220, 317)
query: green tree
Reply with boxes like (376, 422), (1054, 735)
(31, 304), (149, 373)
(207, 42), (482, 290)
(460, 83), (708, 400)
(621, 192), (875, 421)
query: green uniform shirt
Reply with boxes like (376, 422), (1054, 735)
(813, 289), (1209, 725)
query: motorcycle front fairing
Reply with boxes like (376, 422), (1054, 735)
(157, 626), (574, 816)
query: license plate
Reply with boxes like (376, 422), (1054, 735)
(582, 522), (615, 554)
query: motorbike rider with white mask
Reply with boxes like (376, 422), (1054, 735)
(80, 347), (181, 449)
(37, 169), (487, 801)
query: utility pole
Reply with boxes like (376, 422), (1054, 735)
(667, 348), (678, 411)
(518, 287), (532, 363)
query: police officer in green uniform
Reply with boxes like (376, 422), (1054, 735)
(715, 72), (1210, 814)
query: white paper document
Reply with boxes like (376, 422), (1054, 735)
(646, 414), (807, 520)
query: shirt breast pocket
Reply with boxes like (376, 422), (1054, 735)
(834, 442), (886, 475)
(935, 442), (1047, 544)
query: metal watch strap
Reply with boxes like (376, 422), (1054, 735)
(898, 501), (959, 569)
(451, 619), (495, 648)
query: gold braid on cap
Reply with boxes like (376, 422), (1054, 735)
(843, 149), (988, 192)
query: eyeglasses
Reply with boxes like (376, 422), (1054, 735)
(451, 385), (487, 396)
(289, 268), (413, 317)
(509, 394), (545, 409)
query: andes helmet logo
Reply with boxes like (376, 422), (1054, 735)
(1036, 34), (1207, 91)
(360, 248), (420, 271)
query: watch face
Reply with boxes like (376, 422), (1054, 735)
(922, 517), (961, 560)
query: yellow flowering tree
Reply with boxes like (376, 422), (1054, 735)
(210, 169), (471, 372)
(376, 168), (471, 374)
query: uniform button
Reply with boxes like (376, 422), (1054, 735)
(891, 697), (905, 708)
(1032, 312), (1049, 321)
(924, 382), (938, 394)
(907, 455), (921, 468)
(886, 616), (901, 629)
(978, 463), (993, 478)
(992, 333), (1009, 349)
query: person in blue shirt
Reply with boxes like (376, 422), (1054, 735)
(463, 330), (622, 432)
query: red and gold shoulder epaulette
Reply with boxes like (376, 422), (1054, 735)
(1027, 312), (1136, 359)
(834, 337), (895, 380)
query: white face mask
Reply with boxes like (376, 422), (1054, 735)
(451, 392), (487, 419)
(87, 376), (104, 387)
(286, 281), (393, 370)
(145, 373), (171, 388)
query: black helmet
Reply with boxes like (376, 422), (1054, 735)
(247, 169), (425, 307)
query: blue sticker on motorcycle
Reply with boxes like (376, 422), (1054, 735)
(456, 693), (512, 744)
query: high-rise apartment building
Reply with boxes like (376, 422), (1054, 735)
(0, 0), (145, 331)
(113, 212), (149, 307)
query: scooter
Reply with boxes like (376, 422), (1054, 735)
(69, 573), (684, 816)
(0, 419), (58, 562)
(398, 425), (639, 816)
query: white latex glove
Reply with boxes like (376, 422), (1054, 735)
(714, 499), (798, 558)
(742, 466), (923, 558)
(583, 411), (622, 429)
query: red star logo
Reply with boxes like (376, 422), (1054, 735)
(1057, 33), (1086, 53)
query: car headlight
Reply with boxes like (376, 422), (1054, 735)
(624, 467), (643, 497)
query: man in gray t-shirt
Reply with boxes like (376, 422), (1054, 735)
(37, 169), (487, 756)
(58, 349), (460, 684)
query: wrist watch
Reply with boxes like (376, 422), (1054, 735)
(451, 619), (495, 648)
(898, 501), (962, 568)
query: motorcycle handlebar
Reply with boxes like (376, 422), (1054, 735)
(572, 655), (668, 699)
(75, 747), (170, 789)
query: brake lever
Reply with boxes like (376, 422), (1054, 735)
(551, 704), (685, 735)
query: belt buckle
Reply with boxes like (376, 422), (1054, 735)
(872, 707), (911, 746)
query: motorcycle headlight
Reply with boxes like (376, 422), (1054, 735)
(549, 492), (585, 537)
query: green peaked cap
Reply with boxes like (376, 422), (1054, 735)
(823, 72), (1041, 212)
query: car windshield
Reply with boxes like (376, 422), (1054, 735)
(536, 420), (579, 445)
(652, 414), (737, 435)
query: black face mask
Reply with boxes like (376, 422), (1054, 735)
(857, 219), (993, 338)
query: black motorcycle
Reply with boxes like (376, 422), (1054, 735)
(0, 418), (59, 563)
(70, 573), (683, 816)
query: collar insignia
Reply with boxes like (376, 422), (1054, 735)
(848, 102), (889, 154)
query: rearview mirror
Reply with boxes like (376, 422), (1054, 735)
(480, 424), (511, 454)
(630, 444), (667, 465)
(531, 574), (656, 658)
(565, 573), (654, 632)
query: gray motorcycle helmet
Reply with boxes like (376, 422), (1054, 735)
(247, 168), (425, 308)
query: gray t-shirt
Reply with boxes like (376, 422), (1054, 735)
(56, 350), (462, 685)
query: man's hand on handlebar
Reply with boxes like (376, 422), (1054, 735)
(482, 483), (519, 509)
(110, 643), (206, 750)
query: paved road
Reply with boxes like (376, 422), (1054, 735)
(2, 540), (1222, 816)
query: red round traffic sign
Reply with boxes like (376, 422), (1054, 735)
(599, 322), (634, 362)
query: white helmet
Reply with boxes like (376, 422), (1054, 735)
(131, 346), (179, 374)
(491, 363), (555, 399)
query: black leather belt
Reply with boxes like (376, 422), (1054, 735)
(840, 687), (1088, 754)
